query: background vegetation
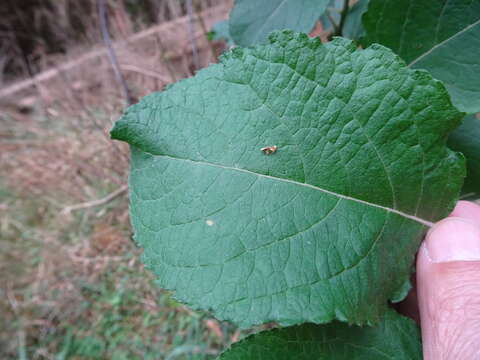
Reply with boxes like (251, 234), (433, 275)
(0, 0), (247, 358)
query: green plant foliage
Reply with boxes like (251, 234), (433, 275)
(229, 0), (329, 46)
(448, 114), (480, 196)
(219, 310), (421, 359)
(111, 31), (464, 329)
(210, 20), (235, 46)
(343, 0), (369, 40)
(361, 0), (480, 114)
(319, 0), (343, 33)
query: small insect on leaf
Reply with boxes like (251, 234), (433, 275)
(260, 145), (277, 155)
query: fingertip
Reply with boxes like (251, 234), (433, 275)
(450, 201), (480, 223)
(424, 217), (480, 263)
(416, 211), (480, 359)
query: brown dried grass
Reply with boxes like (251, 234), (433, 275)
(0, 1), (234, 357)
(0, 0), (228, 83)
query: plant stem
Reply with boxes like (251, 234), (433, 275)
(97, 0), (133, 105)
(327, 12), (340, 35)
(335, 0), (350, 37)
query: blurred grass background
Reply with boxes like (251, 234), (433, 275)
(0, 0), (252, 358)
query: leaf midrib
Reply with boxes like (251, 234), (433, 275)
(408, 18), (480, 67)
(252, 0), (290, 44)
(148, 152), (434, 227)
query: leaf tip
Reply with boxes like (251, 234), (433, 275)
(110, 120), (124, 142)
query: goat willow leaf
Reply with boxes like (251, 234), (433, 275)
(319, 0), (343, 33)
(219, 310), (421, 360)
(448, 114), (480, 195)
(211, 20), (235, 46)
(111, 32), (464, 328)
(361, 0), (480, 114)
(229, 0), (329, 46)
(321, 0), (369, 40)
(343, 0), (369, 40)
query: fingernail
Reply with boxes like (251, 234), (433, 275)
(425, 217), (480, 263)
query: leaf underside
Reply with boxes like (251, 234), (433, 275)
(319, 0), (343, 33)
(212, 20), (235, 46)
(111, 31), (464, 328)
(229, 0), (329, 46)
(219, 310), (422, 360)
(448, 114), (480, 195)
(361, 0), (480, 114)
(343, 0), (369, 40)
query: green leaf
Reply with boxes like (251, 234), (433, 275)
(229, 0), (330, 46)
(361, 0), (480, 113)
(211, 20), (235, 46)
(219, 310), (422, 360)
(111, 31), (464, 328)
(319, 0), (343, 33)
(343, 0), (369, 40)
(320, 0), (369, 40)
(448, 114), (480, 196)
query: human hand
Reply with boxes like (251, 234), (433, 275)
(416, 201), (480, 359)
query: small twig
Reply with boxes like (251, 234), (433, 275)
(335, 0), (350, 37)
(326, 11), (340, 35)
(7, 283), (20, 315)
(120, 64), (171, 82)
(460, 192), (476, 200)
(167, 0), (181, 18)
(154, 34), (178, 82)
(7, 283), (28, 360)
(62, 185), (128, 214)
(186, 0), (200, 71)
(97, 0), (133, 105)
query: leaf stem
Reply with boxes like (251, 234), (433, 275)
(327, 12), (340, 34)
(335, 0), (350, 37)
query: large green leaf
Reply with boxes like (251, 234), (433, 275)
(448, 114), (480, 195)
(229, 0), (329, 46)
(219, 310), (422, 359)
(319, 0), (343, 33)
(361, 0), (480, 113)
(210, 20), (235, 46)
(111, 32), (464, 328)
(320, 0), (369, 40)
(343, 0), (369, 40)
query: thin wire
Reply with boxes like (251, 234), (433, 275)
(97, 0), (133, 105)
(186, 0), (200, 71)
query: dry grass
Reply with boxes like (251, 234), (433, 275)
(0, 0), (227, 84)
(0, 0), (231, 203)
(1, 112), (127, 201)
(0, 105), (240, 360)
(0, 1), (242, 358)
(0, 188), (240, 358)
